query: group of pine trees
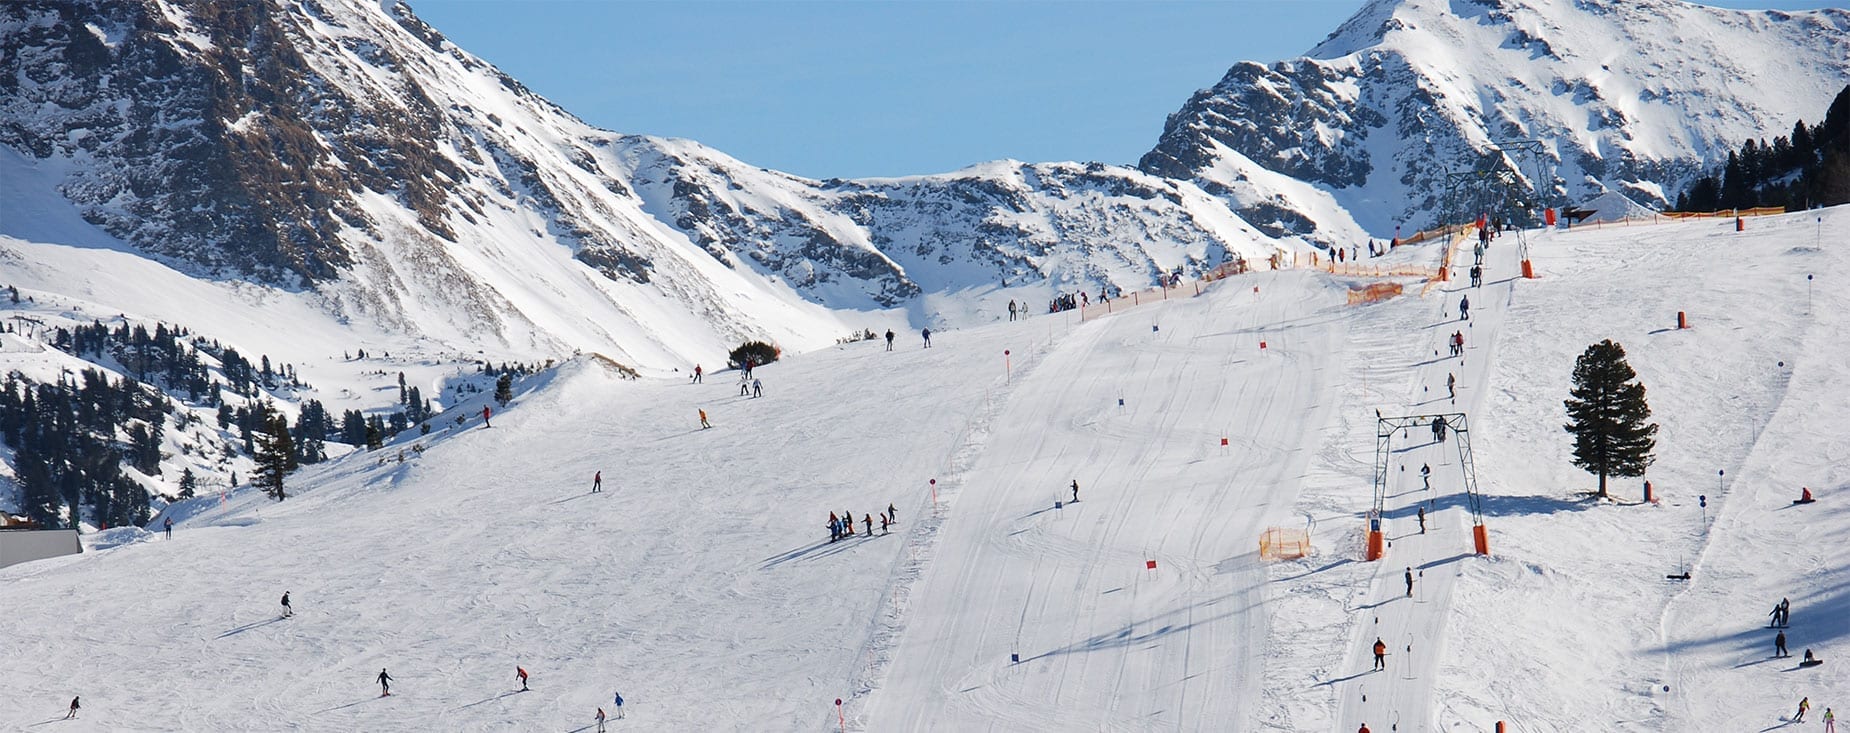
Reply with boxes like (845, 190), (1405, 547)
(1675, 83), (1850, 212)
(0, 370), (163, 529)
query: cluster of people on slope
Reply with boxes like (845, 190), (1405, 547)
(828, 503), (898, 543)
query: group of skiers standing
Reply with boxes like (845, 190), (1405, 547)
(829, 504), (897, 542)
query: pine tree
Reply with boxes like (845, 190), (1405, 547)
(494, 373), (513, 406)
(256, 417), (296, 501)
(365, 416), (384, 451)
(178, 467), (198, 499)
(1563, 340), (1658, 498)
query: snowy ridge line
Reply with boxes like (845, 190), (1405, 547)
(842, 335), (1060, 730)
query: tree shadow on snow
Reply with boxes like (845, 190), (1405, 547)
(216, 617), (285, 638)
(1380, 491), (1592, 521)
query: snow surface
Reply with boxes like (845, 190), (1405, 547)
(2, 207), (1848, 732)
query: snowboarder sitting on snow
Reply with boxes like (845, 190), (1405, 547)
(1797, 486), (1814, 503)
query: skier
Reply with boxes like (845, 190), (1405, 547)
(1775, 630), (1788, 657)
(164, 516), (173, 539)
(1417, 506), (1427, 534)
(699, 409), (711, 429)
(880, 514), (890, 534)
(1071, 480), (1080, 503)
(863, 514), (873, 535)
(888, 503), (897, 524)
(1796, 697), (1810, 723)
(1824, 707), (1836, 733)
(592, 471), (602, 493)
(1358, 725), (1370, 733)
(1420, 463), (1431, 490)
(1008, 299), (1018, 321)
(1470, 265), (1482, 288)
(1372, 638), (1387, 670)
(692, 364), (703, 383)
(843, 511), (854, 536)
(753, 378), (762, 398)
(377, 668), (393, 696)
(614, 691), (625, 718)
(1405, 567), (1415, 597)
(596, 707), (608, 733)
(482, 405), (492, 428)
(922, 328), (932, 348)
(884, 330), (895, 351)
(1459, 294), (1470, 321)
(517, 666), (529, 691)
(64, 696), (79, 720)
(739, 373), (751, 397)
(1447, 372), (1455, 399)
(1781, 597), (1792, 627)
(281, 591), (294, 618)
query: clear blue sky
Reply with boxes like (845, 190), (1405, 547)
(410, 1), (1843, 180)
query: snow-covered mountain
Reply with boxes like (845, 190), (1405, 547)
(0, 0), (1348, 375)
(1140, 0), (1850, 233)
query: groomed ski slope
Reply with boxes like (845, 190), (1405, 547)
(2, 207), (1848, 731)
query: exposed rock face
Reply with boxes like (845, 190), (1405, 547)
(0, 0), (1333, 370)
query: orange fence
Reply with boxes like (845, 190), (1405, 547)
(1078, 279), (1202, 321)
(1660, 206), (1785, 219)
(1346, 282), (1403, 305)
(1259, 527), (1312, 560)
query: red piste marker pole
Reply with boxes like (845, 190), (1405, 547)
(1004, 349), (1011, 383)
(835, 698), (845, 732)
(930, 478), (937, 505)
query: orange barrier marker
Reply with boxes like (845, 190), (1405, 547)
(1473, 523), (1491, 555)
